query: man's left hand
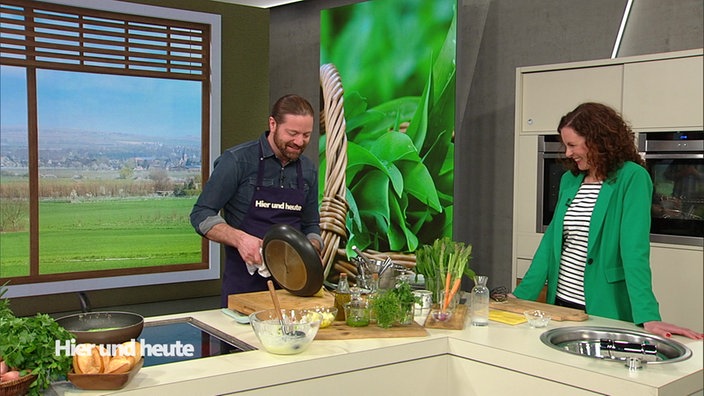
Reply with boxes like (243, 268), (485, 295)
(309, 238), (322, 254)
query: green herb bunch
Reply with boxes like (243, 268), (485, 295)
(392, 280), (419, 308)
(392, 280), (420, 325)
(0, 284), (74, 396)
(370, 280), (420, 328)
(371, 290), (400, 328)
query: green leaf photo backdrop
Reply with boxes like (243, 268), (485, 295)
(320, 0), (456, 255)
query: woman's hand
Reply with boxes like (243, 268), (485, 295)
(643, 321), (704, 340)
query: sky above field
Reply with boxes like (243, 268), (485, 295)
(0, 65), (200, 138)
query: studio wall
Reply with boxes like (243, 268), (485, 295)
(271, 0), (703, 291)
(10, 0), (702, 315)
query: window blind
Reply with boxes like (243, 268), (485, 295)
(0, 0), (209, 80)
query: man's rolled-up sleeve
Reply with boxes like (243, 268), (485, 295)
(190, 152), (239, 236)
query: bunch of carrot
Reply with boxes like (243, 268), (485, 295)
(439, 240), (473, 312)
(415, 237), (474, 313)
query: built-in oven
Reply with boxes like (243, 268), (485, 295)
(536, 134), (566, 233)
(639, 131), (704, 246)
(537, 132), (704, 247)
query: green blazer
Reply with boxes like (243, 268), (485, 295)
(514, 161), (662, 324)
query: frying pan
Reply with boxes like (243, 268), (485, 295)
(56, 311), (144, 344)
(262, 223), (324, 297)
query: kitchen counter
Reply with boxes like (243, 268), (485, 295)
(51, 308), (703, 395)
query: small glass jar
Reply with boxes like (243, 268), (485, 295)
(398, 302), (414, 325)
(344, 300), (370, 327)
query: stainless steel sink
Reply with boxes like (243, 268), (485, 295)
(540, 326), (692, 365)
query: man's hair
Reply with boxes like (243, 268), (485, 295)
(270, 94), (314, 124)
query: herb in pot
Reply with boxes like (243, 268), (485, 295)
(370, 280), (420, 328)
(371, 290), (400, 328)
(0, 284), (74, 396)
(393, 280), (420, 325)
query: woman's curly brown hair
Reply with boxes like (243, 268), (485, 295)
(557, 102), (644, 181)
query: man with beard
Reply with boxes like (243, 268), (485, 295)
(190, 94), (323, 306)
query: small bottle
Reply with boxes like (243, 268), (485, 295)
(334, 273), (351, 321)
(368, 273), (379, 293)
(470, 275), (489, 326)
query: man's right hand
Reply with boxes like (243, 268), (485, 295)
(234, 231), (263, 266)
(205, 223), (263, 266)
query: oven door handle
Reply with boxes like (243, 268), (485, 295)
(642, 153), (704, 160)
(539, 153), (566, 159)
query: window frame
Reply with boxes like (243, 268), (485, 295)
(2, 0), (222, 298)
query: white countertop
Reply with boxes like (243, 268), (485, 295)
(51, 307), (704, 395)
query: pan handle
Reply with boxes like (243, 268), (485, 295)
(78, 292), (92, 313)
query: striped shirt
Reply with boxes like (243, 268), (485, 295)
(556, 182), (602, 306)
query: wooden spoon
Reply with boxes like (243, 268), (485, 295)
(267, 280), (285, 327)
(267, 280), (305, 337)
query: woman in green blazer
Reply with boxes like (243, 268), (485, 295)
(513, 102), (702, 340)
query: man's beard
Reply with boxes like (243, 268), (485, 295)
(272, 128), (304, 162)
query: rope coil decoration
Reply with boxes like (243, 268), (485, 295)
(319, 63), (349, 280)
(319, 64), (416, 284)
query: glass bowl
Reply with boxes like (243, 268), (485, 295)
(430, 309), (453, 322)
(523, 310), (551, 328)
(249, 309), (322, 355)
(303, 306), (337, 328)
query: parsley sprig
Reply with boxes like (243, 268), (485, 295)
(0, 284), (74, 395)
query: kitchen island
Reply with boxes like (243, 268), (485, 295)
(51, 308), (703, 395)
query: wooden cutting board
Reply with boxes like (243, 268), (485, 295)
(228, 289), (335, 314)
(489, 298), (588, 321)
(315, 321), (428, 340)
(229, 290), (428, 340)
(424, 304), (467, 330)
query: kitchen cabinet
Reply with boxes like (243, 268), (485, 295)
(623, 55), (703, 131)
(513, 135), (539, 237)
(649, 245), (704, 332)
(511, 134), (543, 268)
(235, 356), (449, 395)
(449, 356), (598, 395)
(238, 354), (599, 395)
(519, 65), (622, 133)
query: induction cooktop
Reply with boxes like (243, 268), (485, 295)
(139, 317), (255, 367)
